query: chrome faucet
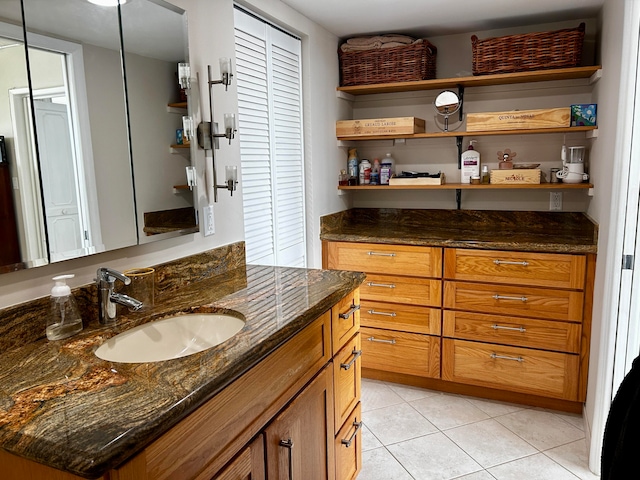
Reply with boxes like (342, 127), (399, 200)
(96, 267), (143, 324)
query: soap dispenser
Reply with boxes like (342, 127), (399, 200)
(46, 274), (84, 340)
(461, 140), (480, 184)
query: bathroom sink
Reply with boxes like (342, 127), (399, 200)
(95, 313), (245, 363)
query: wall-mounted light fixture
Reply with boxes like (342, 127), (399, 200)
(196, 59), (239, 202)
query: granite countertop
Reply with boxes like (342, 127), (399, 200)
(320, 209), (598, 253)
(0, 264), (365, 478)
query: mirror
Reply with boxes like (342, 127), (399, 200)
(0, 0), (194, 275)
(120, 0), (197, 242)
(434, 89), (461, 132)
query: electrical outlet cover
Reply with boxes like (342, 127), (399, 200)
(550, 192), (563, 211)
(203, 205), (215, 236)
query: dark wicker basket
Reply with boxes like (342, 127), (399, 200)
(471, 23), (585, 76)
(339, 40), (437, 86)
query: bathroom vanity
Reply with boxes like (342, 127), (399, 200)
(0, 243), (365, 480)
(322, 208), (597, 413)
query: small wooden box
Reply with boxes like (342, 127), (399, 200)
(336, 117), (426, 137)
(466, 108), (570, 132)
(490, 169), (541, 184)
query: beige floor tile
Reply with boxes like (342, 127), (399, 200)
(361, 423), (383, 452)
(495, 408), (585, 451)
(358, 447), (413, 480)
(364, 402), (438, 445)
(445, 419), (537, 468)
(410, 393), (490, 430)
(465, 396), (528, 418)
(387, 432), (483, 480)
(386, 381), (440, 402)
(361, 378), (405, 412)
(545, 439), (600, 480)
(487, 452), (580, 479)
(455, 471), (498, 480)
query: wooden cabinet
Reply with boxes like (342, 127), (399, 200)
(443, 247), (591, 402)
(326, 242), (442, 379)
(108, 288), (363, 480)
(335, 403), (362, 480)
(265, 366), (335, 480)
(324, 240), (595, 410)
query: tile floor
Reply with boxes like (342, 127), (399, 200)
(357, 379), (600, 480)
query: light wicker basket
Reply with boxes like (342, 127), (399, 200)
(339, 40), (437, 86)
(471, 23), (585, 76)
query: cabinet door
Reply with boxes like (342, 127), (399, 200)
(265, 366), (335, 480)
(212, 435), (265, 480)
(333, 333), (361, 435)
(332, 289), (360, 355)
(335, 403), (362, 480)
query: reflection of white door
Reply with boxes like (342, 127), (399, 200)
(34, 100), (87, 261)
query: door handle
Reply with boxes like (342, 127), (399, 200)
(279, 438), (294, 480)
(339, 304), (360, 319)
(340, 349), (362, 370)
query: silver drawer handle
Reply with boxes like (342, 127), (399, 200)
(491, 353), (524, 362)
(494, 259), (529, 266)
(368, 251), (396, 257)
(367, 282), (396, 288)
(341, 420), (363, 448)
(340, 349), (362, 370)
(339, 304), (361, 319)
(367, 336), (396, 345)
(493, 294), (528, 302)
(492, 324), (526, 333)
(368, 309), (397, 317)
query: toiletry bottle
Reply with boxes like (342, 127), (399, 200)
(461, 140), (480, 184)
(371, 158), (380, 185)
(46, 274), (84, 340)
(347, 148), (359, 181)
(481, 165), (490, 184)
(384, 153), (395, 176)
(359, 159), (371, 185)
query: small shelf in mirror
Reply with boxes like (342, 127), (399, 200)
(170, 144), (190, 155)
(167, 102), (187, 114)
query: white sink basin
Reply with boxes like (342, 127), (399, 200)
(95, 313), (245, 363)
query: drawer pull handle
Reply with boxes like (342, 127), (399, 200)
(340, 349), (363, 370)
(339, 304), (361, 319)
(367, 282), (396, 289)
(368, 251), (396, 257)
(494, 259), (529, 266)
(493, 294), (528, 302)
(279, 438), (294, 480)
(491, 353), (524, 362)
(367, 336), (396, 345)
(368, 309), (397, 317)
(492, 324), (526, 333)
(341, 420), (363, 448)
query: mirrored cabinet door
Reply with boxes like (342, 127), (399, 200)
(21, 0), (138, 264)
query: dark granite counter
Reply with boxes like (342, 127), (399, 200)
(0, 245), (365, 478)
(320, 209), (598, 253)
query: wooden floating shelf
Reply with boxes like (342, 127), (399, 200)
(338, 183), (593, 191)
(336, 66), (602, 96)
(337, 126), (597, 142)
(170, 144), (190, 149)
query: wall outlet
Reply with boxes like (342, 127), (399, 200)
(203, 205), (215, 236)
(550, 192), (563, 211)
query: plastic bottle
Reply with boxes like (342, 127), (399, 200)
(461, 140), (480, 184)
(383, 153), (395, 176)
(371, 158), (380, 185)
(46, 274), (84, 340)
(347, 148), (359, 181)
(359, 159), (371, 185)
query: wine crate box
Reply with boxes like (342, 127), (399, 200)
(336, 117), (425, 136)
(490, 169), (541, 184)
(466, 108), (570, 132)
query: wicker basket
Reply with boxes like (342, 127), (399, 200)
(339, 40), (437, 86)
(471, 23), (585, 76)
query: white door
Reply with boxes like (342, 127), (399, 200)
(34, 100), (88, 262)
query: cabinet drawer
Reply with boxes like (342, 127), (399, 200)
(443, 311), (581, 353)
(335, 402), (362, 480)
(361, 327), (440, 378)
(444, 248), (586, 290)
(332, 289), (360, 355)
(361, 300), (441, 335)
(442, 339), (579, 400)
(361, 274), (441, 307)
(334, 334), (361, 435)
(444, 281), (584, 322)
(327, 242), (442, 278)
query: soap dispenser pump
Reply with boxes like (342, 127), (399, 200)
(46, 274), (84, 340)
(460, 140), (480, 184)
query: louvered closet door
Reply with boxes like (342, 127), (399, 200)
(234, 8), (306, 268)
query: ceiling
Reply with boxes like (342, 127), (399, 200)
(279, 0), (606, 38)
